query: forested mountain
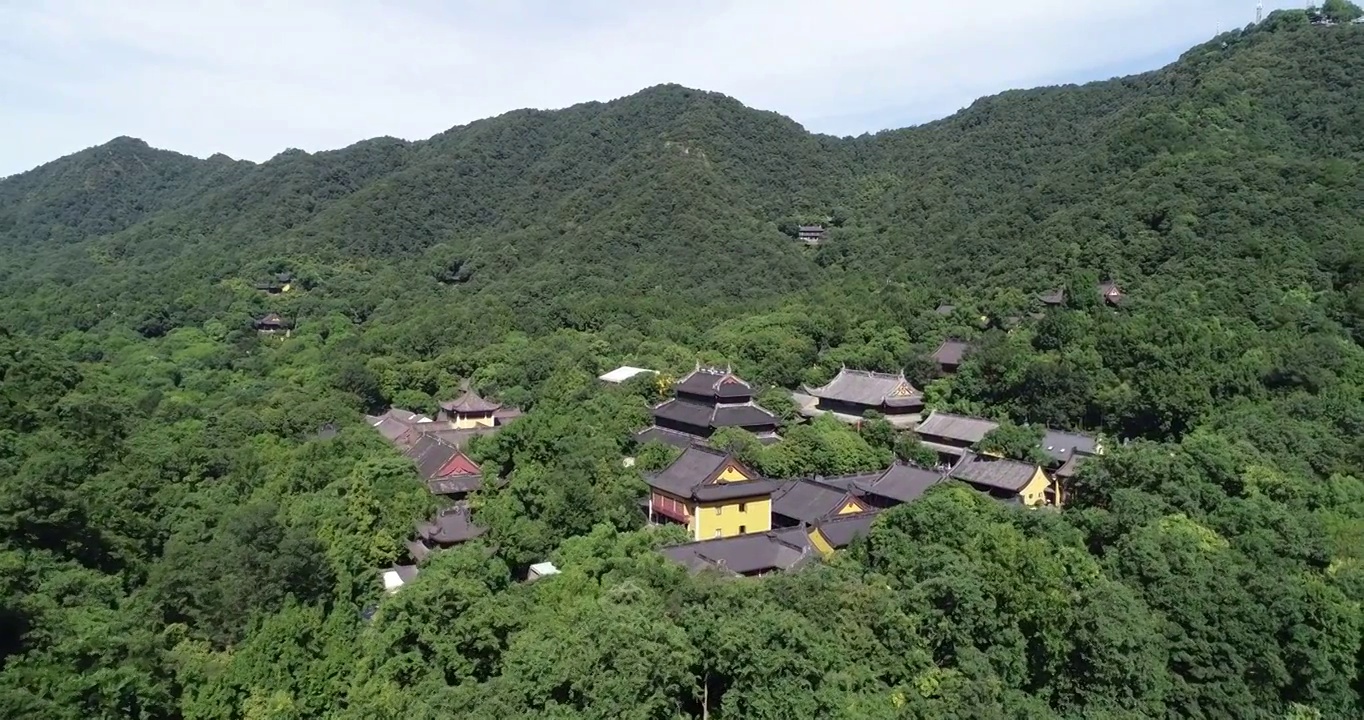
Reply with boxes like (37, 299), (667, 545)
(3, 10), (1364, 719)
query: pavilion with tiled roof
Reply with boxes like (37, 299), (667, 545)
(635, 365), (781, 447)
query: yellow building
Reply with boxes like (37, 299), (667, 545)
(645, 445), (779, 541)
(948, 453), (1055, 507)
(438, 384), (506, 429)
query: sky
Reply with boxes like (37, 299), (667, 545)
(0, 0), (1305, 178)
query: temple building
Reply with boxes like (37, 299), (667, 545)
(406, 507), (485, 562)
(1041, 429), (1100, 468)
(819, 461), (948, 509)
(948, 453), (1054, 507)
(254, 271), (295, 294)
(636, 366), (781, 447)
(253, 313), (292, 335)
(438, 383), (521, 429)
(801, 368), (923, 427)
(659, 527), (817, 577)
(798, 225), (828, 245)
(913, 411), (1001, 462)
(645, 445), (780, 541)
(1097, 281), (1124, 306)
(1040, 282), (1125, 308)
(931, 339), (972, 374)
(770, 479), (873, 527)
(425, 450), (485, 499)
(658, 508), (882, 576)
(1053, 451), (1097, 500)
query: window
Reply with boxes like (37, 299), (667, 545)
(738, 502), (747, 513)
(739, 525), (747, 534)
(715, 506), (722, 516)
(714, 529), (722, 538)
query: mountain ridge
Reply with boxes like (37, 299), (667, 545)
(2, 18), (1362, 340)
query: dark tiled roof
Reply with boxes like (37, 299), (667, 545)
(646, 445), (778, 501)
(694, 480), (782, 502)
(915, 411), (1000, 444)
(771, 480), (870, 525)
(935, 303), (956, 316)
(949, 454), (1039, 492)
(1055, 451), (1095, 479)
(417, 508), (485, 545)
(1098, 281), (1123, 304)
(492, 406), (523, 422)
(660, 528), (813, 575)
(712, 403), (780, 428)
(814, 511), (881, 548)
(441, 386), (502, 414)
(931, 340), (971, 366)
(372, 417), (414, 442)
(813, 470), (884, 493)
(407, 540), (431, 563)
(387, 564), (419, 583)
(647, 445), (732, 496)
(1041, 429), (1099, 466)
(416, 426), (498, 448)
(652, 399), (779, 430)
(804, 368), (920, 408)
(1039, 289), (1066, 305)
(798, 225), (826, 233)
(675, 367), (753, 401)
(414, 440), (461, 480)
(863, 462), (945, 504)
(428, 475), (484, 496)
(654, 398), (717, 427)
(635, 426), (700, 449)
(254, 313), (291, 329)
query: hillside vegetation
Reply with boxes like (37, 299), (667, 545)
(2, 12), (1364, 719)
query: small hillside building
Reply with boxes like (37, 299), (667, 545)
(1040, 282), (1124, 308)
(645, 445), (780, 541)
(438, 384), (500, 429)
(931, 339), (972, 374)
(253, 313), (292, 334)
(802, 368), (923, 425)
(798, 225), (828, 245)
(406, 507), (485, 562)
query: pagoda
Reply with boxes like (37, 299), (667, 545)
(635, 365), (781, 448)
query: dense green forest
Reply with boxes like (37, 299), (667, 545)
(3, 10), (1364, 718)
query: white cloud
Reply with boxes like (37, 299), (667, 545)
(0, 0), (1296, 176)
